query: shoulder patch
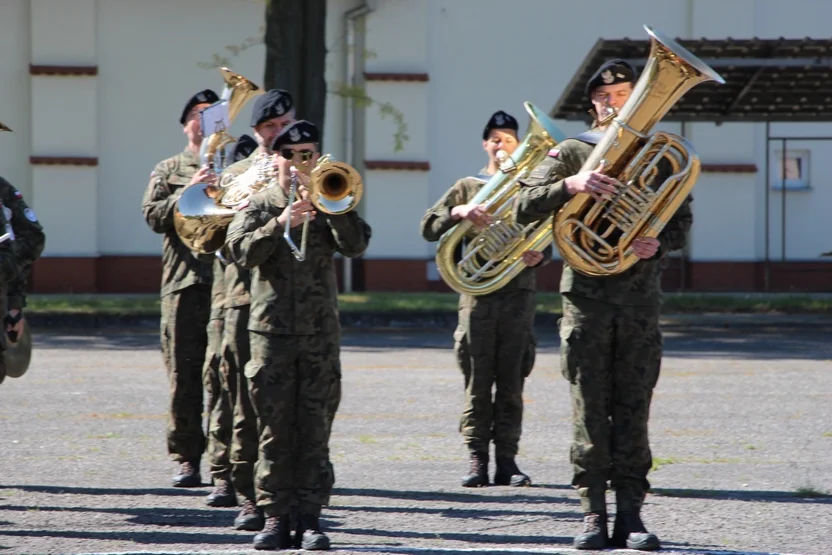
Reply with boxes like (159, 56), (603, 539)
(23, 208), (37, 222)
(235, 199), (250, 211)
(548, 148), (560, 158)
(13, 190), (22, 199)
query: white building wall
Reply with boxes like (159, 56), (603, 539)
(96, 0), (265, 256)
(2, 0), (831, 272)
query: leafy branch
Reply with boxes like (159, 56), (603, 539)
(197, 19), (409, 151)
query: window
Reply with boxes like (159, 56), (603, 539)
(770, 149), (810, 190)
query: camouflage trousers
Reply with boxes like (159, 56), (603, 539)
(246, 331), (342, 518)
(160, 284), (211, 462)
(455, 290), (537, 458)
(558, 293), (663, 513)
(205, 313), (232, 479)
(223, 305), (259, 504)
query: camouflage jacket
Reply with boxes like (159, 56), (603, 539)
(514, 135), (693, 306)
(141, 149), (214, 297)
(216, 152), (268, 309)
(225, 183), (372, 335)
(0, 177), (47, 310)
(420, 167), (553, 297)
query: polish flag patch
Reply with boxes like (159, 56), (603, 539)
(548, 148), (560, 158)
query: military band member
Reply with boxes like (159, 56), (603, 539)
(420, 111), (550, 488)
(204, 134), (260, 509)
(0, 175), (46, 384)
(214, 91), (297, 533)
(226, 120), (371, 551)
(514, 59), (693, 551)
(142, 88), (220, 487)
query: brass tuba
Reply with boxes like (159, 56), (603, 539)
(173, 67), (264, 254)
(284, 154), (364, 261)
(434, 102), (567, 296)
(553, 25), (725, 276)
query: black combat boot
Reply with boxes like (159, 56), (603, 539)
(461, 451), (489, 487)
(493, 456), (531, 487)
(611, 511), (660, 551)
(253, 515), (292, 550)
(206, 477), (237, 507)
(234, 499), (264, 531)
(297, 513), (331, 551)
(573, 512), (608, 550)
(172, 461), (201, 488)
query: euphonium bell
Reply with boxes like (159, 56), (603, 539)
(552, 25), (725, 277)
(434, 102), (566, 296)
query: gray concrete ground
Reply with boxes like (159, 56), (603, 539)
(1, 323), (830, 555)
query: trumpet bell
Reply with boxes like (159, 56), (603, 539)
(309, 161), (364, 215)
(173, 183), (238, 254)
(6, 318), (32, 379)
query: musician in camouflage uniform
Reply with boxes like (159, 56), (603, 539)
(211, 91), (297, 533)
(226, 120), (371, 551)
(0, 172), (47, 384)
(203, 134), (260, 509)
(514, 60), (693, 551)
(421, 111), (550, 488)
(142, 89), (219, 488)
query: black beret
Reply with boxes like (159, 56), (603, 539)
(250, 89), (294, 127)
(231, 134), (258, 162)
(586, 59), (637, 96)
(272, 120), (320, 150)
(482, 110), (519, 140)
(179, 89), (220, 125)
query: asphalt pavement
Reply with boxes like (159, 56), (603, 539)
(0, 324), (830, 555)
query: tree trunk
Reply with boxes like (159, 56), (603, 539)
(264, 0), (327, 147)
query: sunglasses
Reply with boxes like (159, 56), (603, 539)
(280, 149), (316, 162)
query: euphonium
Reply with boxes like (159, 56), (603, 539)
(284, 154), (364, 261)
(434, 102), (566, 296)
(173, 67), (264, 254)
(553, 25), (725, 277)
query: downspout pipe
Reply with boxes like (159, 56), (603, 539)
(341, 1), (374, 293)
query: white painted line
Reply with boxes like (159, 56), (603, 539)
(73, 547), (811, 555)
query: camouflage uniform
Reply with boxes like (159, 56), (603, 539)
(142, 150), (214, 468)
(515, 136), (693, 514)
(205, 256), (233, 485)
(421, 168), (549, 485)
(216, 153), (260, 508)
(0, 178), (46, 383)
(225, 182), (371, 520)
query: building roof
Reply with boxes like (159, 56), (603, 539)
(550, 34), (832, 124)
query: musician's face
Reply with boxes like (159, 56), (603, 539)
(183, 103), (213, 143)
(254, 110), (297, 150)
(591, 82), (634, 117)
(276, 142), (320, 188)
(483, 129), (519, 163)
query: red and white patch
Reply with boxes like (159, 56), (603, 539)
(548, 148), (560, 158)
(13, 190), (22, 199)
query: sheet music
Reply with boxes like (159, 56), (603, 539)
(200, 101), (230, 137)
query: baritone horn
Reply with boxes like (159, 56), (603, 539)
(552, 25), (725, 277)
(285, 154), (364, 261)
(173, 67), (264, 254)
(434, 102), (567, 296)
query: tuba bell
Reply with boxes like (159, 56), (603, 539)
(434, 102), (567, 296)
(552, 25), (725, 277)
(173, 67), (264, 254)
(284, 154), (364, 261)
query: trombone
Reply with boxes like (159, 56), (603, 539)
(283, 153), (364, 261)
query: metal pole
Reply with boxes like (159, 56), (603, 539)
(781, 139), (787, 262)
(764, 121), (770, 292)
